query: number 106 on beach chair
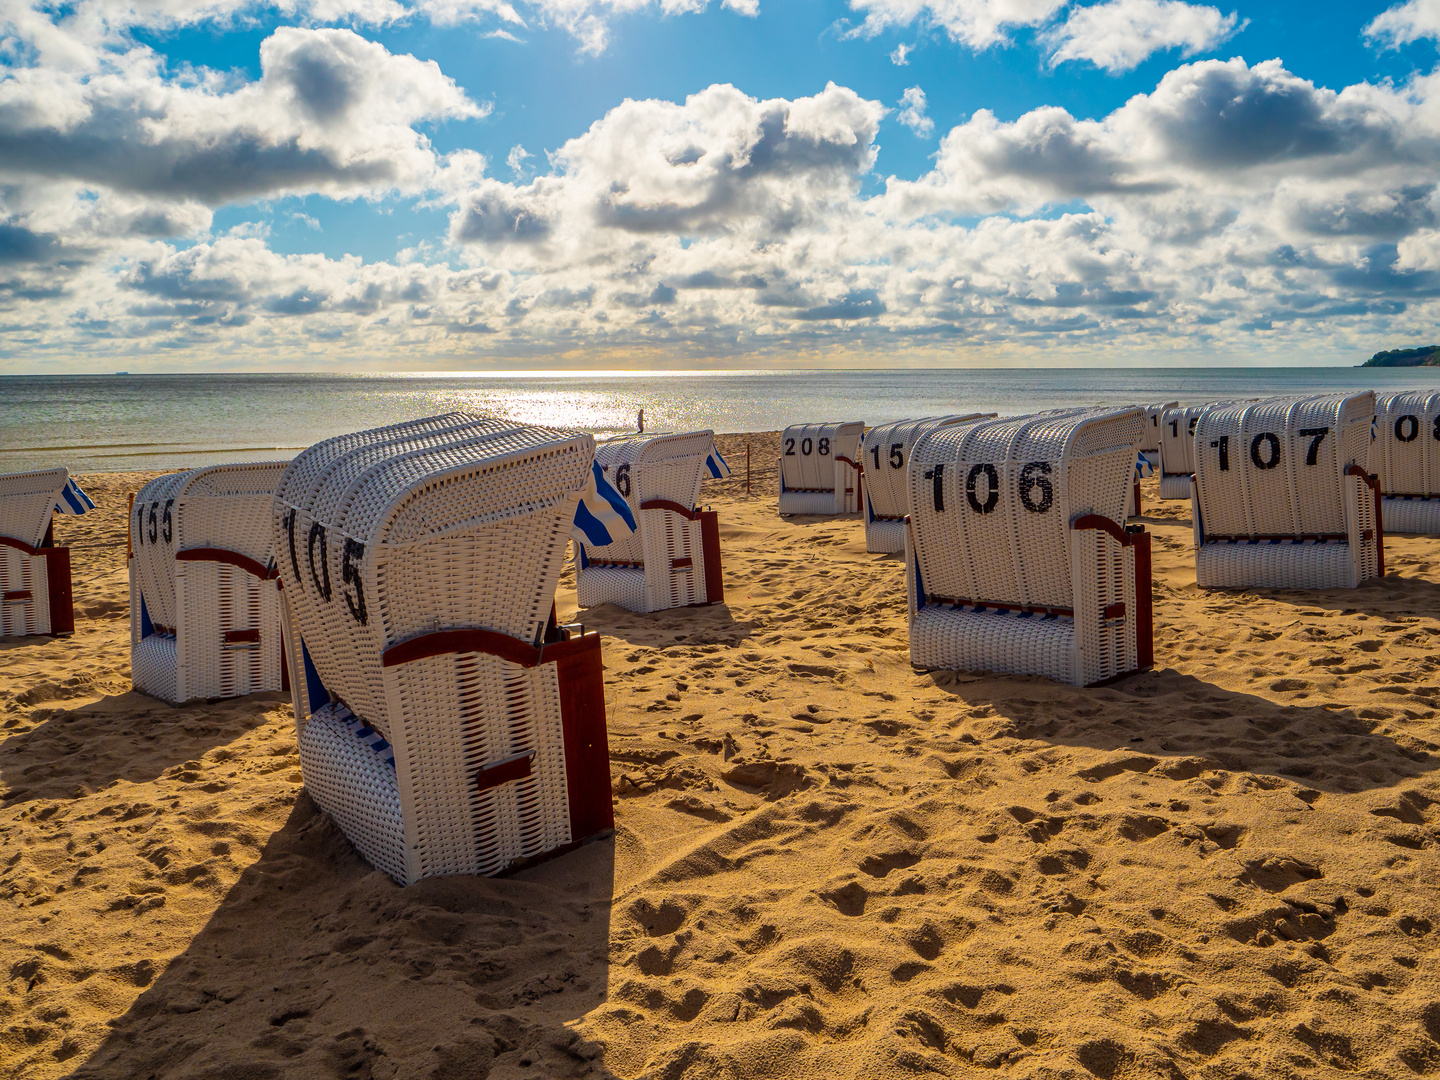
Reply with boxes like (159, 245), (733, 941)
(274, 414), (633, 886)
(904, 409), (1154, 687)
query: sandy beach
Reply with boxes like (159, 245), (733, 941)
(4, 431), (1440, 1079)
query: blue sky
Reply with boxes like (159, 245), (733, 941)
(3, 0), (1440, 370)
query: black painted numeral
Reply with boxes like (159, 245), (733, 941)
(801, 437), (813, 456)
(1168, 419), (1178, 438)
(1018, 461), (1053, 513)
(1396, 415), (1419, 443)
(784, 438), (795, 456)
(870, 444), (880, 469)
(818, 437), (830, 456)
(284, 509), (300, 583)
(615, 462), (632, 498)
(307, 521), (331, 600)
(889, 443), (904, 469)
(342, 539), (367, 625)
(148, 501), (158, 544)
(929, 464), (944, 512)
(965, 463), (999, 514)
(162, 499), (173, 544)
(136, 501), (145, 546)
(1188, 417), (1198, 436)
(1251, 432), (1281, 470)
(1299, 426), (1329, 465)
(1211, 435), (1229, 471)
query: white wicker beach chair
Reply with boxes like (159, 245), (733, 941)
(576, 430), (725, 611)
(0, 469), (91, 637)
(862, 415), (991, 554)
(1374, 391), (1440, 535)
(1192, 393), (1382, 590)
(905, 409), (1153, 687)
(275, 414), (628, 886)
(1139, 400), (1178, 469)
(779, 421), (865, 515)
(129, 462), (289, 704)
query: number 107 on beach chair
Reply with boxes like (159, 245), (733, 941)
(904, 409), (1154, 687)
(130, 462), (289, 704)
(779, 422), (865, 515)
(1192, 393), (1381, 590)
(0, 468), (91, 638)
(274, 414), (633, 886)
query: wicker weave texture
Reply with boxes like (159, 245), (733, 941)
(779, 422), (864, 515)
(1192, 393), (1379, 590)
(1374, 393), (1440, 533)
(0, 468), (69, 551)
(275, 415), (606, 885)
(904, 409), (1146, 687)
(1383, 496), (1440, 535)
(579, 430), (718, 611)
(0, 547), (51, 636)
(130, 462), (288, 704)
(863, 415), (989, 553)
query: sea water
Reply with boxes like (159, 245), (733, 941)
(4, 368), (1440, 473)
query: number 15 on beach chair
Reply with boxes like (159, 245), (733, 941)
(1192, 392), (1382, 590)
(273, 414), (634, 886)
(779, 421), (865, 515)
(0, 468), (91, 638)
(862, 415), (991, 554)
(904, 409), (1154, 688)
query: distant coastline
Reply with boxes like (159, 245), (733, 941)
(1361, 345), (1440, 367)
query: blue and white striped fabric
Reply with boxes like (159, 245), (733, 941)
(571, 461), (638, 546)
(705, 444), (732, 480)
(54, 477), (95, 515)
(337, 705), (395, 769)
(1134, 452), (1156, 479)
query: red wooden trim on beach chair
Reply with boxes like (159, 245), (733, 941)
(3, 590), (31, 602)
(176, 547), (278, 581)
(43, 545), (73, 635)
(1347, 465), (1385, 577)
(551, 632), (614, 840)
(640, 498), (699, 520)
(699, 510), (724, 604)
(475, 751), (534, 793)
(1129, 527), (1154, 669)
(0, 534), (40, 557)
(382, 627), (542, 669)
(1071, 515), (1133, 546)
(223, 628), (261, 645)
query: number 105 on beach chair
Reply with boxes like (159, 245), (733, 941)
(274, 414), (633, 886)
(904, 409), (1154, 688)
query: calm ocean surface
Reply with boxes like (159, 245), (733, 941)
(5, 368), (1440, 473)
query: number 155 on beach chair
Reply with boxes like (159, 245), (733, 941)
(904, 409), (1154, 688)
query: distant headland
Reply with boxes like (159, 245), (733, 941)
(1361, 345), (1440, 367)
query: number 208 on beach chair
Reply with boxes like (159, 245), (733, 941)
(862, 415), (991, 554)
(576, 430), (728, 612)
(1373, 391), (1440, 535)
(904, 409), (1154, 688)
(0, 468), (92, 637)
(779, 422), (865, 515)
(1192, 393), (1382, 590)
(130, 462), (290, 704)
(274, 414), (634, 886)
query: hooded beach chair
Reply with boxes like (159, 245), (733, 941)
(1373, 391), (1440, 535)
(0, 469), (92, 637)
(576, 430), (728, 612)
(778, 421), (865, 515)
(1157, 403), (1211, 499)
(1139, 401), (1178, 472)
(862, 414), (991, 554)
(129, 462), (289, 704)
(274, 414), (633, 886)
(1192, 393), (1381, 590)
(904, 408), (1153, 687)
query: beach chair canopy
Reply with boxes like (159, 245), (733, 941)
(1375, 391), (1440, 498)
(1139, 401), (1178, 455)
(863, 414), (992, 523)
(274, 414), (604, 741)
(908, 408), (1143, 611)
(578, 429), (725, 611)
(0, 468), (73, 551)
(781, 422), (864, 492)
(1194, 393), (1375, 540)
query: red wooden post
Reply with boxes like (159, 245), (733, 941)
(746, 443), (751, 495)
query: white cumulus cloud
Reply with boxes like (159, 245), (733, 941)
(1364, 0), (1440, 48)
(845, 0), (1067, 50)
(896, 86), (934, 136)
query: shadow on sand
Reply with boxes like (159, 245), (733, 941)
(922, 667), (1438, 796)
(66, 796), (618, 1080)
(577, 601), (756, 649)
